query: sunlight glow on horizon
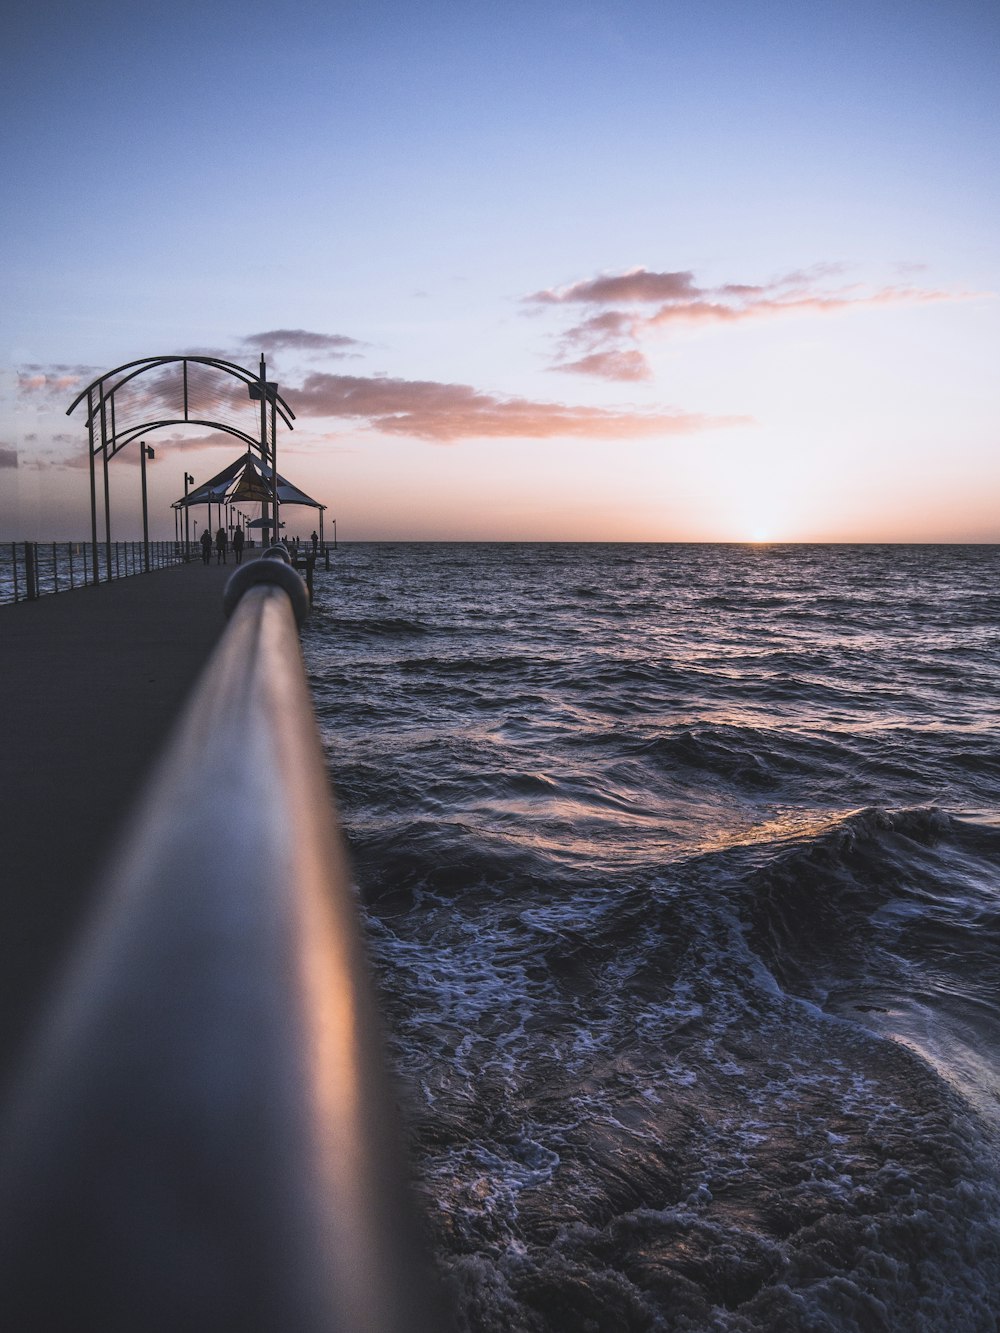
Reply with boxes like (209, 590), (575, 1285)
(2, 0), (998, 543)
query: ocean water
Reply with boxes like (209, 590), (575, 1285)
(302, 543), (1000, 1332)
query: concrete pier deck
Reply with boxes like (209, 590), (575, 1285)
(0, 556), (238, 1090)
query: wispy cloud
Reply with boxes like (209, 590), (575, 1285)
(893, 260), (930, 276)
(22, 348), (746, 454)
(550, 350), (653, 382)
(159, 430), (242, 452)
(54, 429), (243, 471)
(241, 329), (365, 355)
(527, 264), (969, 380)
(644, 287), (956, 330)
(293, 372), (744, 442)
(123, 430), (241, 462)
(17, 365), (94, 397)
(529, 269), (703, 305)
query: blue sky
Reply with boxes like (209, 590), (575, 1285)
(3, 0), (998, 539)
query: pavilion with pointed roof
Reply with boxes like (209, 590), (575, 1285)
(172, 451), (328, 544)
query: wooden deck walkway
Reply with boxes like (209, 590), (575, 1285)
(0, 557), (239, 1090)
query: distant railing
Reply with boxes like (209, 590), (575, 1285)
(0, 550), (443, 1331)
(0, 541), (188, 605)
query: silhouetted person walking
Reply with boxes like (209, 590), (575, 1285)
(232, 525), (245, 564)
(215, 527), (228, 565)
(200, 528), (212, 565)
(311, 529), (318, 553)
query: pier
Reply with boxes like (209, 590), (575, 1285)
(0, 351), (443, 1330)
(0, 552), (442, 1330)
(0, 348), (330, 1082)
(0, 557), (231, 1086)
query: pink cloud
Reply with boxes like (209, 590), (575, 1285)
(58, 454), (94, 471)
(293, 372), (742, 442)
(643, 286), (958, 331)
(54, 429), (247, 471)
(528, 268), (702, 305)
(561, 309), (639, 343)
(17, 366), (90, 397)
(166, 430), (245, 450)
(527, 263), (974, 381)
(551, 350), (653, 382)
(125, 431), (241, 461)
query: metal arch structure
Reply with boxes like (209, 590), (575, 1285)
(67, 355), (296, 583)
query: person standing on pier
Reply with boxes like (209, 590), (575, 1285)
(215, 527), (228, 565)
(200, 528), (212, 565)
(232, 524), (245, 565)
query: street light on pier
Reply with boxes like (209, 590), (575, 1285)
(140, 441), (156, 572)
(249, 358), (280, 545)
(183, 472), (194, 557)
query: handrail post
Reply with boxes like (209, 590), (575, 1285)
(24, 543), (38, 602)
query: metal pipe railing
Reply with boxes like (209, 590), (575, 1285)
(0, 559), (444, 1331)
(0, 542), (188, 605)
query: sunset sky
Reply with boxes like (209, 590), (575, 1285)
(2, 0), (998, 541)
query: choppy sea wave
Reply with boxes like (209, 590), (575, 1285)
(303, 543), (1000, 1331)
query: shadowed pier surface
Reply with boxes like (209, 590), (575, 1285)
(0, 558), (237, 1090)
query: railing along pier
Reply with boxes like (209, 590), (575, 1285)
(0, 547), (443, 1331)
(1, 540), (187, 605)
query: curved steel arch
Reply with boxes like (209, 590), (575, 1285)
(67, 353), (295, 583)
(107, 419), (262, 459)
(67, 355), (296, 433)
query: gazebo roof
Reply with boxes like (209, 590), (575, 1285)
(173, 451), (325, 510)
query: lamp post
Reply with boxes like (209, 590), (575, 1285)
(184, 472), (193, 559)
(249, 357), (279, 545)
(140, 441), (155, 572)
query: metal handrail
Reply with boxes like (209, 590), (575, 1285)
(0, 562), (444, 1330)
(0, 541), (188, 605)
